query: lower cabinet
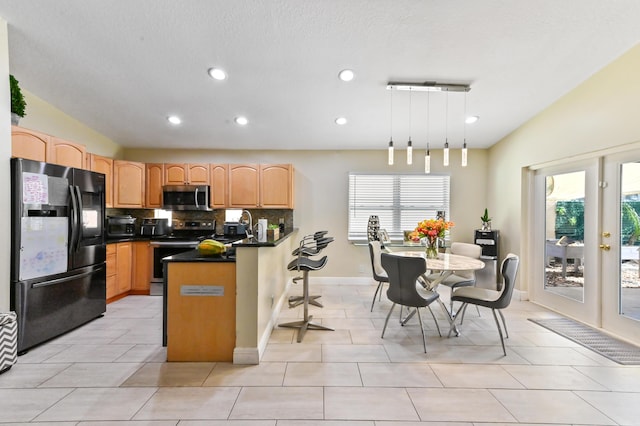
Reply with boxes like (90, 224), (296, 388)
(131, 241), (151, 294)
(106, 244), (118, 300)
(107, 241), (152, 302)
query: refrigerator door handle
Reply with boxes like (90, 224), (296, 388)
(74, 185), (83, 251)
(31, 268), (98, 288)
(69, 185), (79, 253)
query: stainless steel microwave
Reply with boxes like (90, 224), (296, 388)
(162, 185), (211, 211)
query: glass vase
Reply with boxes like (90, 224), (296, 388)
(424, 238), (439, 259)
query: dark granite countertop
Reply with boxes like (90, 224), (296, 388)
(231, 229), (297, 247)
(162, 250), (236, 263)
(106, 236), (151, 244)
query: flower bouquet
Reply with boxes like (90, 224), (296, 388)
(409, 219), (455, 258)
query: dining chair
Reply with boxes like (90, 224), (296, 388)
(425, 242), (482, 313)
(380, 252), (441, 353)
(368, 241), (389, 311)
(448, 253), (520, 355)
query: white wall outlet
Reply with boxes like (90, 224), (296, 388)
(359, 264), (366, 274)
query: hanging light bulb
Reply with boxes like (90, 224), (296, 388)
(388, 86), (394, 165)
(425, 91), (431, 174)
(443, 91), (449, 166)
(462, 141), (467, 167)
(443, 141), (449, 166)
(407, 88), (413, 165)
(462, 91), (468, 167)
(425, 144), (431, 174)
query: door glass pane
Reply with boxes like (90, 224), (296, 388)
(620, 163), (640, 321)
(545, 171), (585, 301)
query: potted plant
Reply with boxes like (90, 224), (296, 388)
(480, 208), (492, 231)
(267, 223), (280, 241)
(10, 74), (27, 125)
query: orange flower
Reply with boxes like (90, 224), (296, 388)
(410, 219), (454, 243)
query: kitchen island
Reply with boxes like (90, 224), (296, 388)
(162, 229), (299, 363)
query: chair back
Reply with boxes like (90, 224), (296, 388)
(450, 242), (482, 279)
(381, 253), (430, 308)
(368, 241), (388, 281)
(494, 253), (519, 309)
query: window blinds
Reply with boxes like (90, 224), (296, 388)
(348, 173), (450, 242)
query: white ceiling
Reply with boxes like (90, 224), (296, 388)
(2, 1), (640, 151)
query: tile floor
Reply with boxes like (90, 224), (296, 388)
(1, 283), (640, 425)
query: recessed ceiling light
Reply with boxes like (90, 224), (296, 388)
(167, 115), (182, 125)
(208, 67), (227, 80)
(234, 116), (248, 126)
(335, 117), (347, 125)
(465, 115), (479, 124)
(338, 69), (355, 82)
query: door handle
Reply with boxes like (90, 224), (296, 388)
(599, 244), (611, 251)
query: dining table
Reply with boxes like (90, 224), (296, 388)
(386, 251), (486, 335)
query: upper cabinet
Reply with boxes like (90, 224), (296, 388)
(11, 126), (87, 169)
(87, 154), (113, 208)
(146, 163), (164, 208)
(210, 164), (228, 209)
(164, 163), (210, 185)
(228, 164), (260, 208)
(11, 126), (49, 162)
(227, 163), (295, 209)
(113, 160), (145, 208)
(260, 164), (294, 208)
(50, 137), (86, 169)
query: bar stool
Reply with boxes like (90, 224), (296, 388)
(279, 240), (334, 342)
(288, 233), (333, 308)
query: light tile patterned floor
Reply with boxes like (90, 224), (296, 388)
(1, 284), (640, 425)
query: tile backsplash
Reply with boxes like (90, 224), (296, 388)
(106, 208), (293, 235)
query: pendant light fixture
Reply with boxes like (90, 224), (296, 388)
(425, 91), (431, 174)
(462, 91), (468, 167)
(385, 81), (471, 168)
(443, 91), (449, 167)
(407, 87), (413, 165)
(388, 86), (394, 165)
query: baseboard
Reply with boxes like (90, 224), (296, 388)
(513, 288), (529, 301)
(308, 276), (374, 285)
(233, 347), (260, 365)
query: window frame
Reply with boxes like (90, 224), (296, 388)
(347, 172), (451, 243)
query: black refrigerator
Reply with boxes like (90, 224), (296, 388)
(10, 158), (107, 353)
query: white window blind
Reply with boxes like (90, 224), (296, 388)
(348, 173), (450, 242)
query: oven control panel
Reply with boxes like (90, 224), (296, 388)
(172, 220), (215, 231)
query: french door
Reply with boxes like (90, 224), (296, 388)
(531, 154), (640, 344)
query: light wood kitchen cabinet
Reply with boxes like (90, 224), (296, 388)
(114, 160), (145, 208)
(228, 164), (259, 207)
(260, 164), (294, 208)
(131, 241), (151, 294)
(146, 163), (164, 208)
(11, 126), (87, 169)
(11, 126), (50, 162)
(116, 242), (133, 294)
(210, 164), (228, 208)
(106, 244), (118, 301)
(87, 154), (113, 208)
(50, 137), (86, 169)
(164, 163), (210, 185)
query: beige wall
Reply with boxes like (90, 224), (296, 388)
(19, 90), (123, 158)
(126, 148), (489, 278)
(487, 43), (640, 291)
(1, 18), (11, 311)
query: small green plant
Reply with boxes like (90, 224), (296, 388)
(480, 208), (491, 223)
(267, 224), (279, 230)
(10, 74), (27, 117)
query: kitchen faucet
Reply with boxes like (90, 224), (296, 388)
(241, 209), (253, 239)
